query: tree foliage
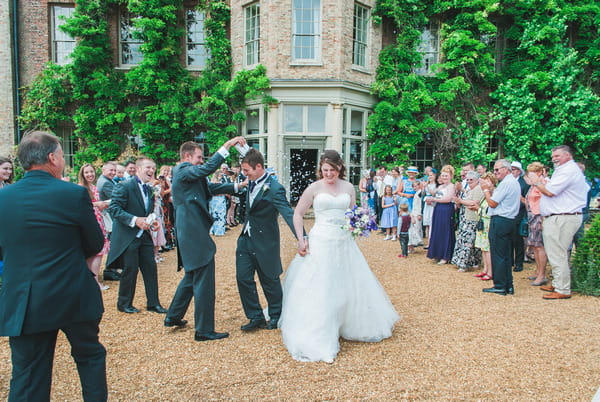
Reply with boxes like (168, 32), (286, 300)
(19, 0), (274, 165)
(370, 0), (599, 175)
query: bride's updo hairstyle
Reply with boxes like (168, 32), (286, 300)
(317, 150), (346, 180)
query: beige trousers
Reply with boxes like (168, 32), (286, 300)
(542, 215), (582, 295)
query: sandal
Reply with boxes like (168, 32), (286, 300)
(474, 272), (486, 278)
(480, 274), (492, 281)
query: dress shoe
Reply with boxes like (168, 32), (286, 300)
(240, 319), (267, 331)
(531, 279), (548, 286)
(147, 305), (168, 314)
(164, 318), (188, 328)
(266, 319), (279, 330)
(543, 292), (571, 300)
(540, 285), (555, 292)
(507, 287), (514, 295)
(118, 306), (140, 314)
(482, 287), (507, 295)
(195, 331), (229, 341)
(513, 266), (523, 272)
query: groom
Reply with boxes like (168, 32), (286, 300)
(237, 149), (296, 331)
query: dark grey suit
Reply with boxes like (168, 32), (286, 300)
(166, 153), (236, 334)
(0, 170), (107, 401)
(96, 174), (115, 202)
(107, 178), (161, 310)
(236, 175), (295, 322)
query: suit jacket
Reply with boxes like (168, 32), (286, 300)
(106, 177), (154, 266)
(172, 153), (235, 271)
(239, 176), (295, 278)
(0, 170), (104, 336)
(96, 174), (115, 201)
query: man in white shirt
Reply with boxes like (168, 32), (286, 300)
(530, 145), (589, 299)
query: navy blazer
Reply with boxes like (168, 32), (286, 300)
(106, 177), (154, 266)
(0, 170), (104, 336)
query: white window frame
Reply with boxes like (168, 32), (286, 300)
(186, 9), (210, 70)
(352, 3), (369, 69)
(414, 21), (440, 76)
(51, 5), (76, 65)
(291, 0), (322, 64)
(244, 3), (260, 66)
(119, 9), (144, 67)
(283, 104), (327, 134)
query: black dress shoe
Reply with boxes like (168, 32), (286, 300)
(118, 306), (140, 313)
(195, 331), (229, 341)
(482, 287), (507, 295)
(266, 319), (279, 330)
(147, 305), (168, 314)
(164, 317), (188, 328)
(240, 319), (267, 331)
(507, 287), (514, 295)
(513, 266), (523, 272)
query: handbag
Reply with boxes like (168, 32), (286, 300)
(476, 199), (485, 231)
(518, 215), (529, 237)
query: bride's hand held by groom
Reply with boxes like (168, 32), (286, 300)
(297, 236), (309, 256)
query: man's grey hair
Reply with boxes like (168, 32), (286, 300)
(552, 145), (573, 155)
(466, 170), (480, 180)
(17, 130), (60, 170)
(495, 159), (512, 169)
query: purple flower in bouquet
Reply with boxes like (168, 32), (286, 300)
(342, 205), (378, 238)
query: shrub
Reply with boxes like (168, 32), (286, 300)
(572, 214), (600, 296)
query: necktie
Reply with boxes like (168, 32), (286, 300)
(143, 183), (151, 198)
(248, 180), (256, 194)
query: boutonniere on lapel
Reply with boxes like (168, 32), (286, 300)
(262, 180), (271, 194)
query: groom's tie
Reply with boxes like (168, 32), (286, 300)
(248, 180), (256, 194)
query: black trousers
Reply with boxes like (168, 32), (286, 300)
(512, 210), (526, 269)
(236, 236), (282, 322)
(9, 319), (107, 402)
(166, 260), (216, 334)
(489, 215), (517, 290)
(118, 231), (160, 310)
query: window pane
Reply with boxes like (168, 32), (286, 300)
(246, 110), (260, 134)
(187, 9), (210, 68)
(350, 140), (362, 164)
(353, 3), (368, 67)
(292, 0), (320, 60)
(245, 3), (260, 65)
(52, 6), (75, 65)
(284, 105), (303, 132)
(307, 106), (326, 133)
(350, 110), (363, 136)
(120, 10), (144, 65)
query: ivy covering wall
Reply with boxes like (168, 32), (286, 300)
(20, 0), (273, 165)
(369, 0), (600, 175)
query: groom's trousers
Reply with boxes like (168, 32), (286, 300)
(236, 236), (283, 321)
(166, 260), (216, 334)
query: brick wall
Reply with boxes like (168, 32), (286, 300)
(0, 0), (15, 154)
(230, 0), (381, 87)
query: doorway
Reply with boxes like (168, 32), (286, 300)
(289, 148), (318, 203)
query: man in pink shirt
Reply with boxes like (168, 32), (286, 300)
(530, 145), (589, 299)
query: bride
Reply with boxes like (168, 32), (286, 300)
(279, 150), (400, 363)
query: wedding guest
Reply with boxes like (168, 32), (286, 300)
(476, 164), (487, 176)
(397, 203), (411, 258)
(408, 180), (424, 252)
(474, 172), (497, 281)
(157, 165), (174, 249)
(96, 161), (122, 281)
(524, 162), (549, 286)
(426, 165), (456, 264)
(0, 156), (13, 189)
(451, 171), (484, 272)
(396, 166), (419, 211)
(149, 177), (167, 262)
(107, 157), (167, 314)
(510, 161), (530, 272)
(480, 159), (521, 296)
(78, 164), (111, 290)
(532, 145), (589, 299)
(0, 131), (107, 401)
(114, 164), (126, 183)
(380, 185), (398, 241)
(164, 138), (245, 341)
(209, 171), (228, 236)
(124, 161), (137, 180)
(422, 170), (437, 243)
(358, 169), (373, 211)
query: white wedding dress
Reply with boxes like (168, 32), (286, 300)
(279, 192), (400, 363)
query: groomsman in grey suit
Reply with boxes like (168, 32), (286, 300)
(96, 161), (121, 281)
(0, 131), (107, 401)
(164, 137), (247, 341)
(107, 157), (167, 314)
(237, 149), (296, 331)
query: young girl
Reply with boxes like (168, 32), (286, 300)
(408, 180), (424, 253)
(379, 185), (398, 240)
(397, 203), (411, 257)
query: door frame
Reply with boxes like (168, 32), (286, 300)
(282, 137), (326, 199)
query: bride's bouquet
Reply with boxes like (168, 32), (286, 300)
(342, 205), (378, 238)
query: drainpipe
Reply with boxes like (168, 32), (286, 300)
(11, 0), (22, 144)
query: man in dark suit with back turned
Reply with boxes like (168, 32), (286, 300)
(0, 131), (107, 401)
(164, 137), (247, 341)
(236, 149), (296, 331)
(107, 157), (167, 314)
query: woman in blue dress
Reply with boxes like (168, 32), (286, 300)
(425, 165), (456, 264)
(209, 171), (227, 236)
(396, 166), (420, 212)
